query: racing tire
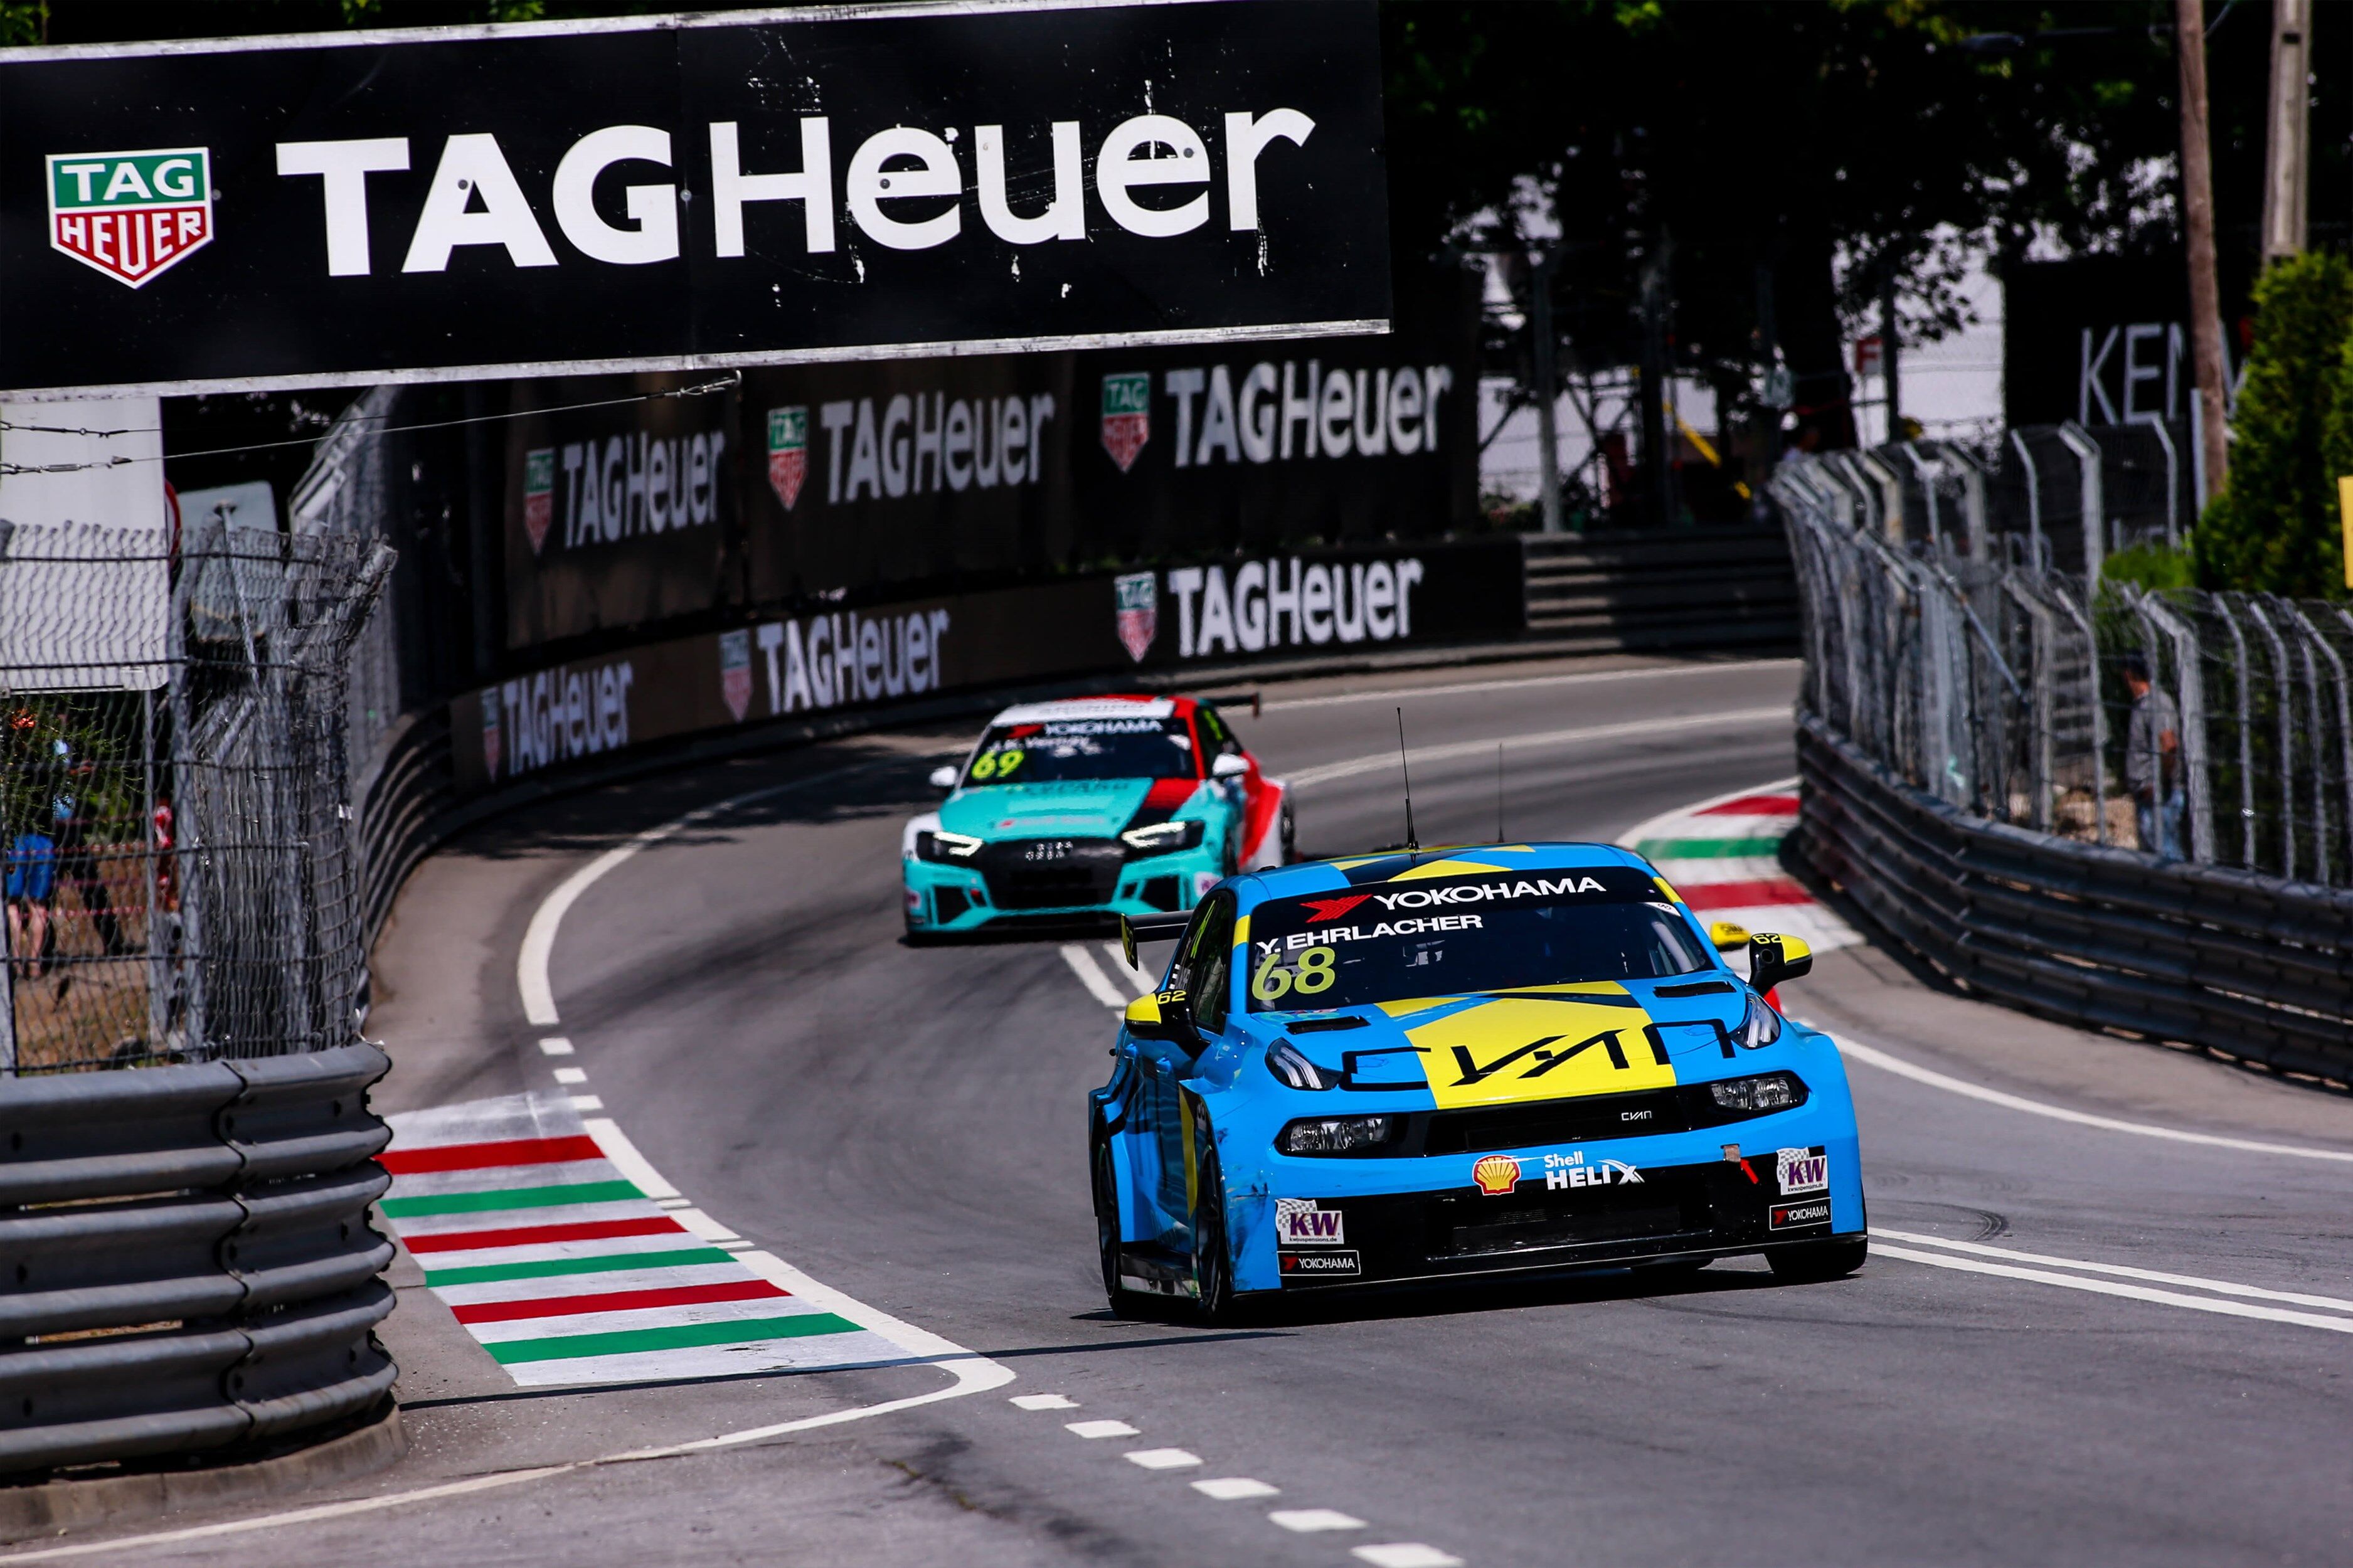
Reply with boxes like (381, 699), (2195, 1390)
(1092, 1133), (1147, 1318)
(1190, 1147), (1237, 1324)
(1278, 801), (1297, 865)
(1767, 1236), (1868, 1283)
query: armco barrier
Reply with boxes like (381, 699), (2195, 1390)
(0, 1043), (396, 1472)
(1797, 714), (2353, 1080)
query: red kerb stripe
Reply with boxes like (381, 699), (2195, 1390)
(401, 1216), (684, 1254)
(450, 1278), (788, 1325)
(379, 1135), (605, 1175)
(1694, 794), (1800, 818)
(1681, 877), (1812, 911)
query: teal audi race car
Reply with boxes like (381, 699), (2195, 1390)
(902, 696), (1293, 936)
(1088, 842), (1867, 1317)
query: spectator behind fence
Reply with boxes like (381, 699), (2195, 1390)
(2122, 652), (2184, 860)
(6, 830), (56, 979)
(52, 743), (125, 957)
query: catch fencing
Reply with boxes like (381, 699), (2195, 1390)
(0, 520), (397, 1473)
(1776, 452), (2353, 1078)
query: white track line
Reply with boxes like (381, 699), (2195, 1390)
(1356, 1546), (1466, 1568)
(1060, 943), (1131, 1009)
(1815, 1025), (2353, 1165)
(1871, 1242), (2353, 1335)
(1272, 1508), (1368, 1532)
(1258, 659), (1800, 712)
(1100, 941), (1156, 993)
(1195, 1477), (1282, 1500)
(1874, 1229), (2353, 1315)
(1285, 707), (1790, 789)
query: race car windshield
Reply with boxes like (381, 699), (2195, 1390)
(1245, 867), (1713, 1012)
(963, 717), (1195, 785)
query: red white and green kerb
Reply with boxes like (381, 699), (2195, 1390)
(1622, 779), (1859, 957)
(381, 1094), (903, 1387)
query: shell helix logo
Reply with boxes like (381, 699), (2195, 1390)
(1470, 1154), (1521, 1197)
(48, 147), (214, 287)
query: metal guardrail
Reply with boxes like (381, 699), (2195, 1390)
(1798, 716), (2353, 1081)
(0, 1042), (395, 1472)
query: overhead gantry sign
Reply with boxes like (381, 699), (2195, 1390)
(0, 0), (1388, 398)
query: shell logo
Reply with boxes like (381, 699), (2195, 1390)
(1471, 1155), (1521, 1197)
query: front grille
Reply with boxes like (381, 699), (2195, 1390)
(1426, 1173), (1711, 1261)
(974, 838), (1124, 910)
(1423, 1089), (1691, 1155)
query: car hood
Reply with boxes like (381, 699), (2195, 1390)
(941, 778), (1175, 840)
(1240, 975), (1755, 1105)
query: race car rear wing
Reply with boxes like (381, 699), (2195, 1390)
(1117, 911), (1192, 971)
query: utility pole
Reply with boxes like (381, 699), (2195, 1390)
(2260, 0), (2311, 263)
(1528, 250), (1565, 534)
(1879, 256), (1901, 443)
(1638, 235), (1677, 529)
(2177, 0), (2230, 501)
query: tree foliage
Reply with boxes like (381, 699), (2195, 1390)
(2196, 252), (2353, 598)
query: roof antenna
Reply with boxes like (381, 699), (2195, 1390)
(1396, 707), (1419, 852)
(1496, 741), (1506, 844)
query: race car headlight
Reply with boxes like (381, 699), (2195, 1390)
(1733, 992), (1784, 1049)
(914, 830), (983, 862)
(1120, 819), (1206, 856)
(1264, 1040), (1341, 1091)
(1708, 1072), (1807, 1115)
(1277, 1114), (1403, 1156)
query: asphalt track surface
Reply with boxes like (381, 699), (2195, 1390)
(40, 654), (2353, 1567)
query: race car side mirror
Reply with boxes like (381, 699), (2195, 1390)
(1124, 990), (1193, 1043)
(927, 765), (959, 791)
(1211, 753), (1250, 779)
(1747, 933), (1813, 993)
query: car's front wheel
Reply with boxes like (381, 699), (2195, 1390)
(1768, 1236), (1867, 1283)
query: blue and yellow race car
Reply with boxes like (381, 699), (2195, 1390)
(1088, 842), (1866, 1316)
(903, 696), (1292, 936)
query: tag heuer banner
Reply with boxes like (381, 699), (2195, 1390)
(0, 1), (1389, 399)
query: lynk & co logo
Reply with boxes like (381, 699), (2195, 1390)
(48, 147), (213, 287)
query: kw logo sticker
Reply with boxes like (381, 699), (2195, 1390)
(1398, 989), (1678, 1108)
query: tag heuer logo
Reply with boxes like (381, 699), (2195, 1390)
(767, 406), (809, 511)
(1100, 373), (1150, 472)
(48, 147), (213, 288)
(522, 448), (556, 556)
(1114, 571), (1158, 663)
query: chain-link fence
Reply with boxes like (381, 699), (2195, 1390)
(1, 520), (391, 1072)
(1778, 455), (2353, 887)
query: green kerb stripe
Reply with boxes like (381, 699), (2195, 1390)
(422, 1247), (734, 1287)
(1635, 837), (1785, 859)
(380, 1179), (642, 1217)
(486, 1314), (862, 1364)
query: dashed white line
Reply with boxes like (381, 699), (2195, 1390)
(1067, 1419), (1142, 1439)
(552, 1066), (588, 1085)
(1193, 1477), (1282, 1500)
(1060, 943), (1132, 1010)
(1124, 1448), (1203, 1470)
(1355, 1546), (1465, 1568)
(565, 1094), (604, 1112)
(1272, 1508), (1367, 1533)
(1877, 1228), (2353, 1315)
(1010, 1393), (1079, 1411)
(538, 1036), (575, 1056)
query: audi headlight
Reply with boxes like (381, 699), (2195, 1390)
(1733, 992), (1784, 1049)
(915, 829), (983, 862)
(1277, 1114), (1403, 1156)
(1264, 1039), (1341, 1091)
(1707, 1072), (1807, 1115)
(1121, 819), (1206, 855)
